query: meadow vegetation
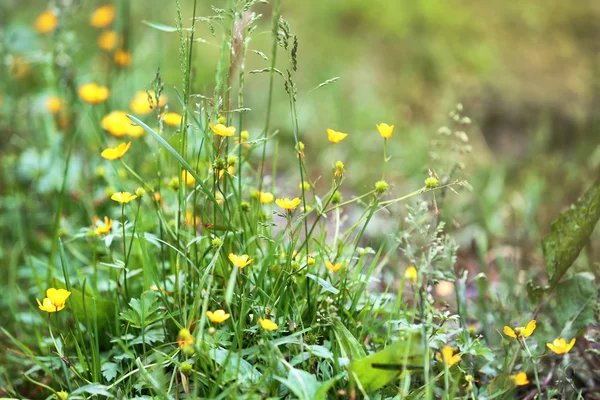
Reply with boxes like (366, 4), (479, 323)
(1, 1), (600, 399)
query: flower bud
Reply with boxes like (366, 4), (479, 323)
(135, 187), (146, 197)
(227, 155), (238, 167)
(299, 181), (310, 191)
(179, 361), (193, 375)
(169, 176), (180, 191)
(375, 180), (389, 194)
(241, 201), (250, 212)
(56, 391), (69, 400)
(208, 327), (216, 336)
(425, 176), (439, 189)
(211, 237), (222, 249)
(182, 344), (195, 357)
(213, 157), (226, 171)
(331, 192), (342, 204)
(217, 115), (226, 125)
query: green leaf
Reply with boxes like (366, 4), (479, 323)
(120, 291), (163, 329)
(542, 179), (600, 288)
(275, 368), (343, 400)
(554, 273), (597, 339)
(350, 332), (424, 393)
(332, 319), (366, 359)
(101, 362), (119, 383)
(306, 273), (339, 294)
(210, 349), (262, 384)
(70, 383), (113, 398)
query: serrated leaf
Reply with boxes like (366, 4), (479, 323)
(350, 332), (424, 392)
(210, 349), (262, 384)
(543, 179), (600, 288)
(554, 273), (597, 338)
(101, 362), (119, 383)
(120, 291), (163, 329)
(306, 273), (339, 294)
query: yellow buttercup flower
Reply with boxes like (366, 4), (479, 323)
(101, 142), (131, 160)
(97, 30), (120, 52)
(114, 49), (132, 67)
(228, 253), (253, 269)
(258, 191), (274, 204)
(181, 170), (196, 186)
(404, 266), (417, 282)
(78, 83), (109, 104)
(504, 320), (536, 340)
(325, 260), (343, 272)
(206, 310), (231, 324)
(436, 345), (461, 367)
(210, 123), (236, 137)
(376, 123), (394, 139)
(546, 337), (576, 355)
(258, 318), (278, 331)
(177, 328), (194, 347)
(46, 96), (63, 114)
(34, 9), (59, 34)
(111, 191), (138, 203)
(327, 128), (348, 144)
(275, 197), (301, 211)
(36, 288), (71, 313)
(93, 216), (113, 235)
(90, 4), (116, 28)
(511, 372), (529, 386)
(129, 90), (167, 115)
(163, 112), (183, 127)
(101, 111), (145, 137)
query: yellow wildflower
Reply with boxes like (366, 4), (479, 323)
(90, 4), (116, 28)
(404, 266), (418, 282)
(129, 90), (167, 115)
(327, 128), (348, 144)
(209, 123), (236, 137)
(46, 96), (63, 114)
(275, 197), (301, 211)
(101, 142), (131, 160)
(111, 191), (138, 203)
(436, 345), (461, 367)
(181, 170), (196, 186)
(93, 216), (113, 236)
(325, 260), (343, 272)
(234, 130), (251, 148)
(36, 288), (71, 313)
(177, 328), (194, 347)
(376, 123), (394, 139)
(258, 318), (278, 331)
(206, 310), (231, 324)
(546, 337), (576, 355)
(307, 256), (315, 266)
(228, 253), (253, 269)
(163, 112), (183, 127)
(101, 111), (145, 137)
(258, 191), (274, 204)
(504, 320), (536, 340)
(34, 9), (59, 34)
(114, 49), (132, 67)
(511, 372), (529, 386)
(185, 210), (200, 227)
(78, 83), (109, 104)
(97, 30), (120, 52)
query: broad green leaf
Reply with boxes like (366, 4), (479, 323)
(350, 332), (424, 393)
(543, 179), (600, 288)
(332, 319), (366, 359)
(275, 368), (343, 400)
(211, 349), (262, 384)
(554, 273), (596, 339)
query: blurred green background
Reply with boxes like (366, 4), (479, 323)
(2, 0), (600, 253)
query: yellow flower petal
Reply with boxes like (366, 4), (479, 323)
(503, 326), (517, 339)
(228, 253), (253, 269)
(521, 320), (536, 337)
(258, 318), (278, 331)
(512, 372), (529, 386)
(111, 191), (138, 203)
(206, 309), (231, 324)
(325, 260), (342, 272)
(78, 83), (110, 104)
(275, 197), (301, 211)
(34, 9), (59, 34)
(327, 128), (348, 144)
(101, 142), (131, 160)
(90, 4), (116, 28)
(376, 123), (394, 139)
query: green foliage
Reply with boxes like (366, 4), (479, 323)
(543, 179), (600, 288)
